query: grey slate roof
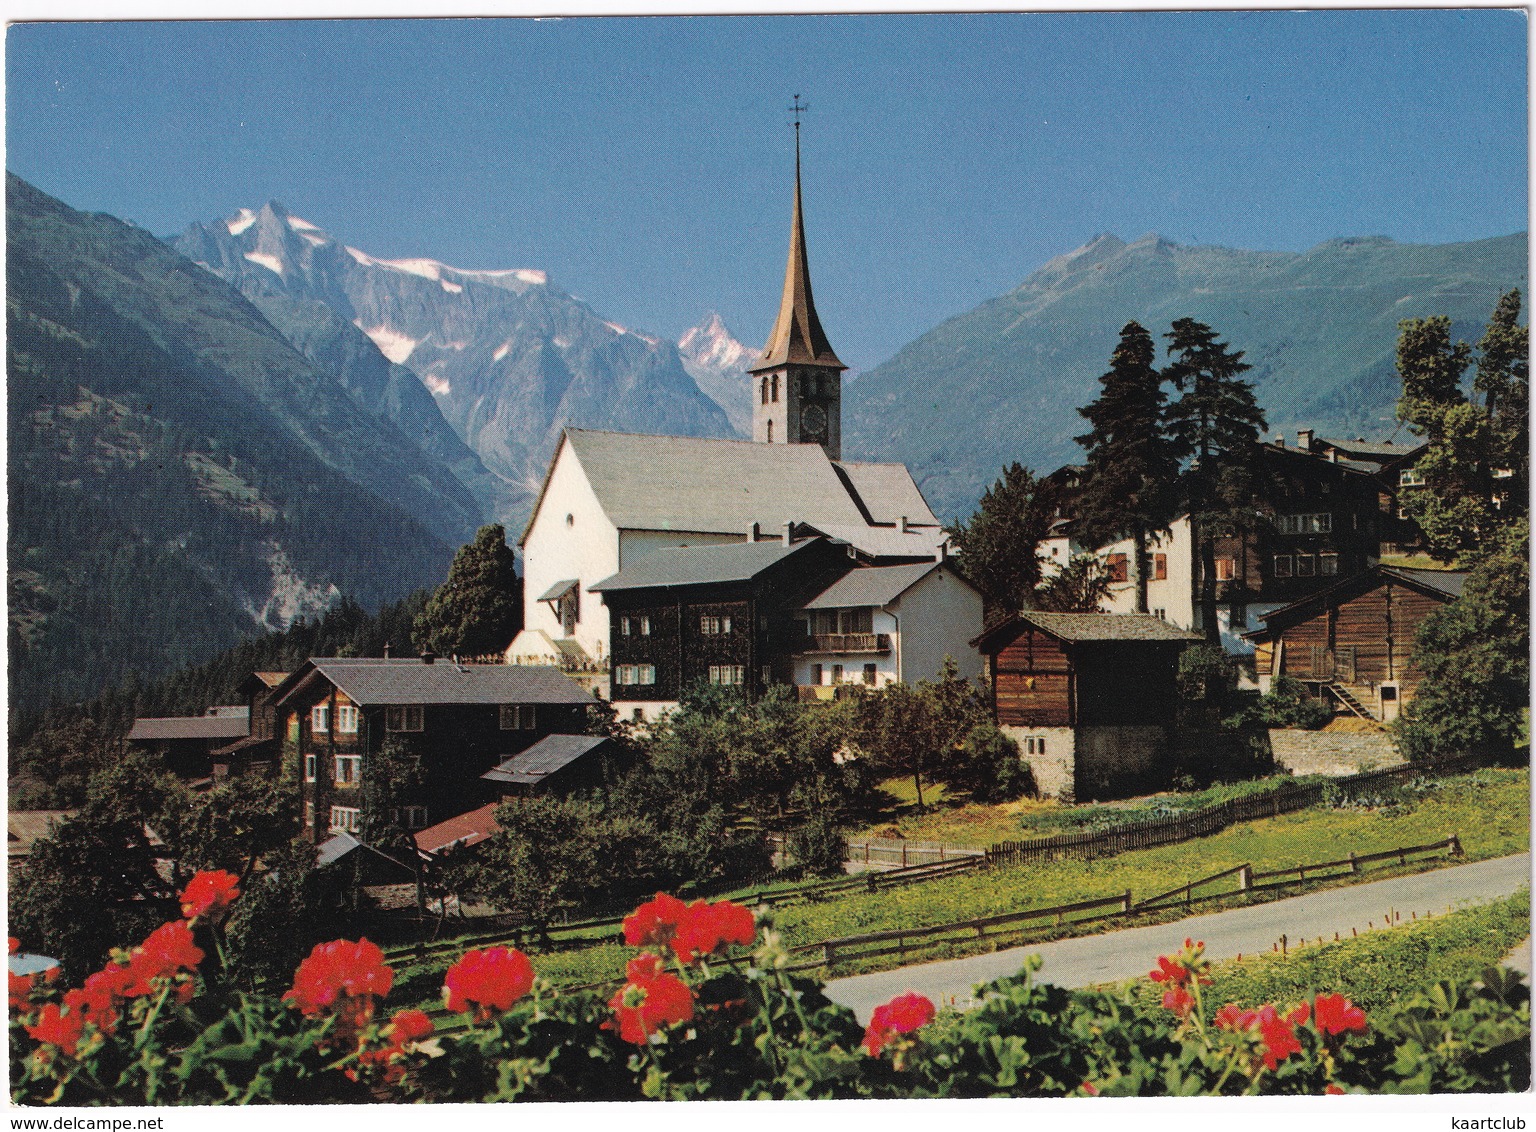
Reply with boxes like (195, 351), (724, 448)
(1016, 612), (1203, 643)
(535, 430), (939, 545)
(801, 562), (942, 610)
(537, 578), (580, 603)
(1316, 437), (1423, 460)
(315, 832), (362, 867)
(128, 710), (250, 742)
(589, 537), (821, 592)
(481, 734), (611, 786)
(1389, 567), (1468, 599)
(801, 522), (946, 560)
(306, 659), (591, 706)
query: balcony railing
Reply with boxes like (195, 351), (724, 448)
(793, 633), (891, 654)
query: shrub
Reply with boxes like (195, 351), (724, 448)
(786, 812), (850, 877)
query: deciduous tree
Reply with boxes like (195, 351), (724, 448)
(945, 463), (1059, 621)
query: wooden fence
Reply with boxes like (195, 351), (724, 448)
(986, 752), (1481, 868)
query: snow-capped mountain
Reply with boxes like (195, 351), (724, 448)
(677, 311), (756, 435)
(174, 203), (735, 525)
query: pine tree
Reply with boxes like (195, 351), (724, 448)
(944, 463), (1059, 621)
(1163, 319), (1268, 643)
(1476, 290), (1529, 524)
(1074, 321), (1180, 612)
(412, 524), (523, 658)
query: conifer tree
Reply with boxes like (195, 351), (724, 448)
(1074, 321), (1180, 612)
(944, 463), (1058, 621)
(1162, 319), (1268, 643)
(412, 524), (523, 658)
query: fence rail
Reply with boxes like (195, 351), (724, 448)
(986, 752), (1480, 869)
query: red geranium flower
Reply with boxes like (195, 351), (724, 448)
(180, 870), (241, 922)
(1325, 1084), (1345, 1095)
(672, 899), (757, 963)
(1215, 1002), (1303, 1070)
(284, 938), (394, 1029)
(8, 937), (17, 954)
(26, 1003), (87, 1057)
(443, 947), (534, 1019)
(862, 991), (936, 1057)
(1149, 939), (1212, 989)
(623, 892), (689, 951)
(605, 953), (695, 1045)
(1310, 993), (1367, 1038)
(121, 920), (204, 997)
(9, 971), (35, 1013)
(1161, 985), (1196, 1018)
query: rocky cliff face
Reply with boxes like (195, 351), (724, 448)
(678, 311), (756, 435)
(175, 204), (735, 521)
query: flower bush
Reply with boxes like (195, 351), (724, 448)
(8, 879), (1530, 1105)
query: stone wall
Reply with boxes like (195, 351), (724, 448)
(1267, 728), (1403, 777)
(1001, 724), (1076, 802)
(1075, 725), (1172, 800)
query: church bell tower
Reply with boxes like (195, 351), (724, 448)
(750, 97), (847, 459)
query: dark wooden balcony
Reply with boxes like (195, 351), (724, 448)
(793, 633), (892, 655)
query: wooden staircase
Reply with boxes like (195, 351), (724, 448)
(1326, 682), (1379, 724)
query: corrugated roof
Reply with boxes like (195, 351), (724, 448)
(802, 562), (941, 610)
(589, 538), (819, 592)
(481, 735), (610, 786)
(563, 429), (900, 534)
(306, 659), (592, 707)
(414, 802), (502, 855)
(128, 713), (250, 742)
(1016, 611), (1203, 643)
(833, 462), (936, 526)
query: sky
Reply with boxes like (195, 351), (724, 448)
(5, 10), (1529, 374)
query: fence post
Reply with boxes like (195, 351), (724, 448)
(903, 843), (908, 868)
(1238, 864), (1252, 892)
(1121, 889), (1132, 913)
(1348, 851), (1358, 874)
(1448, 834), (1463, 858)
(823, 942), (837, 965)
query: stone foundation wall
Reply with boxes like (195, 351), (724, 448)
(1075, 725), (1171, 801)
(1268, 729), (1403, 777)
(1001, 725), (1076, 802)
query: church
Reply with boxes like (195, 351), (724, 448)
(510, 140), (953, 687)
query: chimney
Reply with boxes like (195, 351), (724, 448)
(1297, 429), (1314, 451)
(935, 539), (948, 563)
(420, 649), (436, 665)
(1274, 434), (1285, 448)
(782, 521), (793, 546)
(747, 521), (761, 542)
(1327, 448), (1337, 463)
(898, 515), (909, 533)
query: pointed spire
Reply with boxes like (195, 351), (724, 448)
(750, 118), (845, 374)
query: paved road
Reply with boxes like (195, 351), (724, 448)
(823, 852), (1532, 1022)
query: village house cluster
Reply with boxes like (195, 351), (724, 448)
(117, 149), (1456, 875)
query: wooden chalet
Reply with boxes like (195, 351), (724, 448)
(126, 707), (251, 783)
(269, 657), (594, 843)
(1244, 565), (1466, 723)
(974, 611), (1201, 802)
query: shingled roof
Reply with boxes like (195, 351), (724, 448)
(128, 710), (250, 742)
(278, 659), (592, 707)
(481, 735), (612, 787)
(975, 611), (1202, 651)
(801, 562), (951, 610)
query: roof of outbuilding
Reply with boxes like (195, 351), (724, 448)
(975, 611), (1202, 651)
(537, 578), (580, 603)
(1245, 565), (1469, 640)
(1389, 567), (1468, 599)
(481, 735), (611, 786)
(414, 803), (502, 855)
(286, 659), (592, 707)
(127, 711), (250, 742)
(801, 562), (948, 610)
(589, 537), (824, 592)
(8, 811), (74, 857)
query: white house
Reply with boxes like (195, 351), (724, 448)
(793, 560), (985, 693)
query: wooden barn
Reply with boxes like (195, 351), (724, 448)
(1244, 565), (1466, 722)
(974, 611), (1200, 802)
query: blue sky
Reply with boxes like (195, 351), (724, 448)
(7, 11), (1528, 372)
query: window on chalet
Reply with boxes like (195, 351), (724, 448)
(334, 755), (361, 786)
(336, 705), (358, 734)
(1214, 558), (1236, 582)
(708, 665), (745, 685)
(386, 705), (424, 732)
(500, 705), (537, 730)
(1273, 555), (1293, 578)
(811, 663), (823, 685)
(762, 665), (773, 686)
(1295, 554), (1315, 577)
(1400, 468), (1425, 487)
(304, 754), (317, 782)
(617, 665), (655, 686)
(863, 663), (877, 685)
(700, 615), (732, 635)
(1105, 553), (1129, 583)
(329, 806), (361, 834)
(1277, 512), (1333, 535)
(810, 608), (873, 635)
(311, 705), (330, 733)
(394, 805), (429, 830)
(620, 615), (650, 636)
(1152, 608), (1166, 621)
(1320, 553), (1339, 576)
(832, 664), (844, 683)
(304, 800), (315, 828)
(1024, 736), (1047, 756)
(1153, 553), (1168, 581)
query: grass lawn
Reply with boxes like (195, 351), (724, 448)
(392, 767), (1529, 1010)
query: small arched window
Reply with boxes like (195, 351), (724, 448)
(767, 420), (774, 442)
(771, 375), (780, 402)
(760, 378), (769, 405)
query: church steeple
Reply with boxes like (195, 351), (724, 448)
(751, 96), (847, 458)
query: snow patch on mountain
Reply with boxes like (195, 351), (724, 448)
(243, 542), (341, 632)
(423, 373), (451, 396)
(441, 341), (468, 351)
(244, 251), (285, 276)
(493, 342), (511, 362)
(441, 279), (463, 294)
(354, 321), (420, 364)
(227, 208), (257, 236)
(604, 321), (626, 335)
(286, 215), (322, 232)
(379, 257), (445, 281)
(553, 335), (573, 349)
(297, 231), (328, 247)
(345, 246), (375, 266)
